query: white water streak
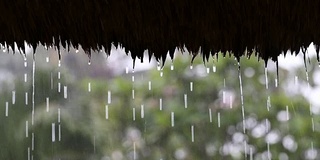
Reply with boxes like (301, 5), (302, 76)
(141, 105), (144, 118)
(59, 124), (61, 141)
(63, 86), (67, 99)
(148, 81), (151, 91)
(312, 117), (315, 132)
(190, 82), (193, 91)
(265, 67), (269, 89)
(108, 91), (111, 104)
(171, 112), (174, 127)
(88, 82), (91, 92)
(191, 125), (194, 142)
(11, 89), (17, 103)
(24, 73), (27, 82)
(52, 123), (55, 142)
(32, 133), (34, 151)
(133, 108), (136, 121)
(159, 98), (163, 110)
(212, 66), (216, 72)
(58, 108), (61, 123)
(218, 112), (221, 128)
(46, 97), (49, 112)
(25, 92), (28, 105)
(5, 102), (8, 117)
(105, 105), (109, 119)
(238, 64), (246, 133)
(184, 94), (188, 108)
(209, 108), (212, 123)
(286, 105), (289, 120)
(26, 121), (28, 138)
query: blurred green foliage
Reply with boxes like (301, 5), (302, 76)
(0, 51), (319, 160)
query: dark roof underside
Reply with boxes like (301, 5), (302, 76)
(1, 0), (320, 62)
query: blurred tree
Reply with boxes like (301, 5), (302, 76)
(0, 51), (318, 160)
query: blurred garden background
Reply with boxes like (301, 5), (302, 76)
(0, 45), (319, 160)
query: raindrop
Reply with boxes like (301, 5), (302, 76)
(267, 96), (271, 111)
(32, 132), (34, 150)
(5, 102), (8, 117)
(132, 75), (135, 82)
(24, 73), (27, 82)
(184, 94), (188, 108)
(25, 121), (28, 138)
(191, 125), (195, 142)
(238, 63), (246, 133)
(250, 147), (253, 160)
(58, 124), (61, 141)
(125, 67), (129, 74)
(46, 97), (49, 112)
(58, 108), (61, 123)
(265, 67), (269, 89)
(190, 82), (193, 91)
(141, 105), (144, 118)
(190, 65), (193, 70)
(12, 91), (15, 105)
(217, 112), (221, 128)
(58, 72), (61, 79)
(171, 112), (175, 127)
(275, 78), (278, 88)
(46, 57), (49, 63)
(294, 76), (299, 85)
(52, 123), (55, 142)
(132, 108), (136, 121)
(108, 91), (111, 104)
(88, 82), (91, 92)
(267, 142), (271, 160)
(27, 147), (30, 160)
(223, 91), (226, 104)
(24, 61), (27, 68)
(206, 67), (210, 73)
(311, 118), (315, 132)
(25, 92), (28, 105)
(50, 72), (53, 90)
(229, 95), (233, 109)
(132, 89), (135, 99)
(105, 105), (109, 120)
(212, 66), (216, 72)
(58, 60), (61, 67)
(31, 109), (34, 125)
(244, 142), (248, 159)
(170, 64), (174, 70)
(160, 71), (163, 77)
(265, 119), (270, 133)
(133, 142), (137, 160)
(286, 105), (289, 120)
(159, 98), (163, 110)
(209, 108), (212, 123)
(148, 81), (151, 91)
(58, 82), (61, 92)
(75, 49), (79, 53)
(63, 86), (67, 99)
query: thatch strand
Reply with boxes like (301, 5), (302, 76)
(1, 0), (320, 63)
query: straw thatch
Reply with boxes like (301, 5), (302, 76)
(1, 0), (320, 63)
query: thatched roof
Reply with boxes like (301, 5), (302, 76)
(1, 0), (320, 63)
